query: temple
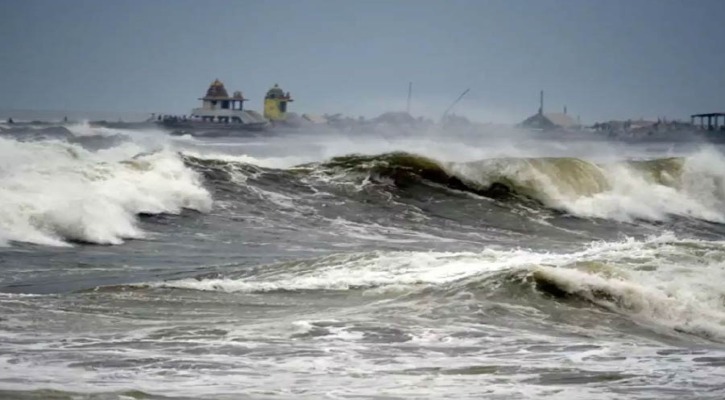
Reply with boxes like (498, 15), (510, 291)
(263, 84), (293, 122)
(190, 79), (249, 123)
(157, 79), (268, 132)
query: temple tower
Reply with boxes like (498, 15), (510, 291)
(264, 84), (293, 122)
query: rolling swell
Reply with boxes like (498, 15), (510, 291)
(317, 152), (517, 199)
(182, 154), (265, 188)
(184, 150), (725, 223)
(104, 234), (725, 342)
(315, 152), (678, 206)
(312, 151), (725, 222)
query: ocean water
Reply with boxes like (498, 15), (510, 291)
(1, 121), (725, 399)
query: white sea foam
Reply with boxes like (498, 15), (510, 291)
(155, 233), (725, 339)
(0, 135), (211, 246)
(64, 120), (124, 137)
(64, 120), (186, 155)
(180, 149), (311, 170)
(186, 140), (725, 224)
(449, 148), (725, 222)
(559, 151), (725, 222)
(155, 250), (513, 293)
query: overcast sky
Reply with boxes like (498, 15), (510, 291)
(1, 0), (723, 123)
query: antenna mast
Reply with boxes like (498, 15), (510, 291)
(539, 90), (544, 115)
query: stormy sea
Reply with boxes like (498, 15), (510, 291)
(1, 120), (725, 400)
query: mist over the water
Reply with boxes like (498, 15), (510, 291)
(1, 120), (725, 400)
(3, 0), (725, 396)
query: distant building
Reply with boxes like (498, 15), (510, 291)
(520, 112), (579, 130)
(302, 114), (328, 124)
(519, 91), (580, 131)
(373, 111), (417, 125)
(629, 119), (658, 131)
(441, 113), (472, 129)
(263, 84), (293, 122)
(591, 118), (695, 138)
(691, 113), (725, 131)
(192, 79), (249, 122)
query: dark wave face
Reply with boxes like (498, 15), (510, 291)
(2, 123), (725, 399)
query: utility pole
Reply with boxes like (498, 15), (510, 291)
(539, 90), (544, 115)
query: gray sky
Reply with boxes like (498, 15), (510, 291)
(1, 0), (723, 123)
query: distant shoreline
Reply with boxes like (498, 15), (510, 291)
(0, 108), (153, 123)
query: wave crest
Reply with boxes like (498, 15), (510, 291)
(308, 149), (725, 222)
(0, 137), (212, 246)
(125, 234), (725, 341)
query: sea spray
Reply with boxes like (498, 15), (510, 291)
(0, 136), (211, 246)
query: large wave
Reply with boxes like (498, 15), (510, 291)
(0, 136), (211, 246)
(141, 233), (725, 341)
(302, 149), (725, 222)
(6, 126), (725, 246)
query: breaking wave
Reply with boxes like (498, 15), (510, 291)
(5, 124), (725, 248)
(141, 233), (725, 341)
(0, 136), (211, 246)
(301, 149), (725, 222)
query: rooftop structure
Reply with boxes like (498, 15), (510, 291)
(157, 79), (268, 132)
(264, 84), (293, 122)
(691, 113), (725, 131)
(202, 79), (230, 99)
(197, 79), (247, 116)
(519, 91), (580, 130)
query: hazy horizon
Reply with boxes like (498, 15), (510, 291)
(2, 0), (724, 124)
